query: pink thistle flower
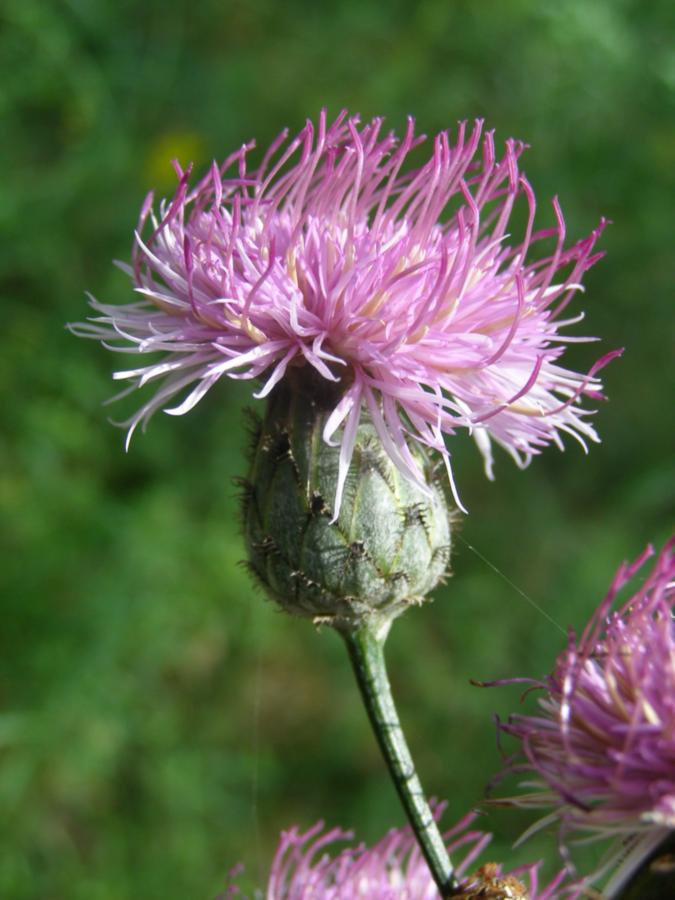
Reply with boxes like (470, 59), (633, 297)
(72, 111), (620, 514)
(495, 538), (675, 893)
(223, 810), (574, 899)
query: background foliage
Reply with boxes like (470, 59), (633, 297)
(2, 0), (673, 896)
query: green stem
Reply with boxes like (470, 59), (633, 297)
(342, 622), (459, 897)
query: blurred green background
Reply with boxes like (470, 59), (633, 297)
(1, 0), (673, 896)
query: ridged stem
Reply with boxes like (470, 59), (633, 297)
(342, 623), (459, 897)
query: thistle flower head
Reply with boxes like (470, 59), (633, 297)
(496, 538), (675, 889)
(72, 111), (619, 514)
(224, 810), (573, 899)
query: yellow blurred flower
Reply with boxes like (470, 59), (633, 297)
(144, 131), (206, 190)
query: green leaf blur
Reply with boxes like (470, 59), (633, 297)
(1, 0), (673, 896)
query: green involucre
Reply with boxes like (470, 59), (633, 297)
(241, 374), (452, 630)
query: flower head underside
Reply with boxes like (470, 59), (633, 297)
(495, 538), (675, 888)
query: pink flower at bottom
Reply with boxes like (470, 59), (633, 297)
(71, 111), (619, 515)
(223, 809), (576, 899)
